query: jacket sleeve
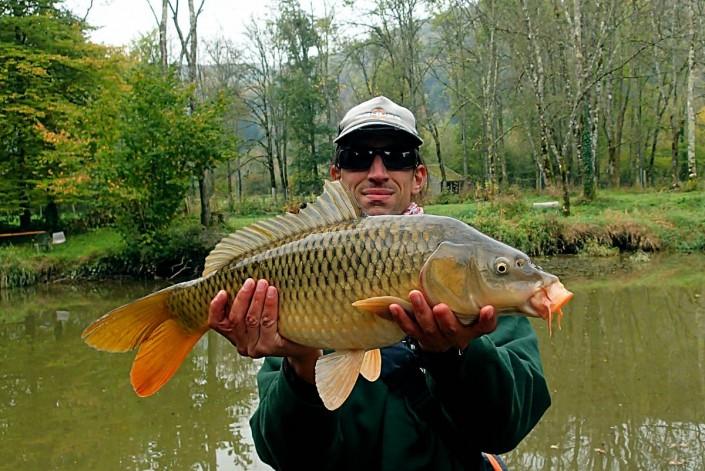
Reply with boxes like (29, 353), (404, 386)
(249, 357), (342, 470)
(421, 316), (551, 453)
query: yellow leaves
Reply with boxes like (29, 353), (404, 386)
(35, 173), (91, 199)
(34, 122), (71, 145)
(15, 61), (49, 78)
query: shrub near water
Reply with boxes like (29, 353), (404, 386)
(107, 220), (220, 279)
(433, 194), (566, 256)
(0, 222), (219, 289)
(425, 190), (700, 257)
(0, 248), (40, 289)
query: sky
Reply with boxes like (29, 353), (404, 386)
(64, 0), (273, 47)
(64, 0), (357, 49)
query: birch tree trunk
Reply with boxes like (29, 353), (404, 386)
(170, 0), (209, 225)
(187, 0), (211, 226)
(670, 113), (683, 188)
(521, 0), (570, 214)
(243, 21), (278, 201)
(685, 0), (697, 184)
(160, 0), (168, 70)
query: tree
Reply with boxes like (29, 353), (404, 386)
(240, 19), (285, 201)
(167, 0), (216, 226)
(0, 0), (110, 229)
(685, 0), (698, 185)
(276, 0), (334, 195)
(94, 50), (233, 247)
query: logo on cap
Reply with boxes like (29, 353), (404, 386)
(362, 107), (401, 123)
(371, 107), (386, 119)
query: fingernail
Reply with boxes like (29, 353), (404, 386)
(243, 278), (255, 289)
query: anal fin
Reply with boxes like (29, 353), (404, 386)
(360, 349), (381, 382)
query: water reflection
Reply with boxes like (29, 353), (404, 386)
(1, 255), (704, 470)
(505, 254), (705, 470)
(0, 281), (269, 470)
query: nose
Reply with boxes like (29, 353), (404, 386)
(367, 155), (389, 182)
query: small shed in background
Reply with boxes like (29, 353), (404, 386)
(425, 163), (466, 197)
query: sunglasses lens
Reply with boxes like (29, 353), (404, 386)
(382, 150), (417, 170)
(338, 148), (417, 170)
(338, 149), (373, 170)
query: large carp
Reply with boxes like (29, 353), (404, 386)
(82, 180), (572, 410)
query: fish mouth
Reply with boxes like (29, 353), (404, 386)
(527, 281), (574, 335)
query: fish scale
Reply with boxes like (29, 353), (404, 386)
(82, 180), (573, 406)
(167, 218), (439, 349)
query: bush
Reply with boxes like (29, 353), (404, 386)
(0, 248), (40, 289)
(118, 220), (220, 279)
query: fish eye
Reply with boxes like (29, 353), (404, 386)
(495, 258), (510, 275)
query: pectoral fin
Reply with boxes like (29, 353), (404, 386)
(352, 296), (413, 320)
(315, 350), (365, 410)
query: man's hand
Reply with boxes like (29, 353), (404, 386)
(208, 279), (321, 383)
(389, 290), (497, 352)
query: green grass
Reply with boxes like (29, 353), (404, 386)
(15, 228), (124, 260)
(1, 188), (703, 289)
(0, 228), (125, 289)
(425, 189), (705, 255)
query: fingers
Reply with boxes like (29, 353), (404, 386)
(230, 278), (256, 324)
(208, 279), (317, 360)
(250, 285), (281, 357)
(398, 288), (500, 352)
(409, 291), (439, 336)
(389, 303), (422, 339)
(208, 290), (231, 332)
(223, 278), (254, 355)
(259, 286), (279, 333)
(432, 303), (459, 339)
(245, 279), (270, 356)
(250, 284), (318, 359)
(474, 305), (498, 335)
(390, 291), (450, 352)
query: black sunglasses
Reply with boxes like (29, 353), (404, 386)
(336, 147), (420, 171)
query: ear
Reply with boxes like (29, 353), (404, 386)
(411, 165), (427, 196)
(330, 164), (341, 181)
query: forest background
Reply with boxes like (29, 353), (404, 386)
(1, 0), (703, 287)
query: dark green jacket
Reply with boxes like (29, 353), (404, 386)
(250, 316), (550, 471)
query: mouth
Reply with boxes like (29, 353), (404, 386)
(362, 188), (394, 196)
(528, 281), (574, 335)
(361, 188), (394, 205)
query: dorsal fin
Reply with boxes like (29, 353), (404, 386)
(202, 180), (361, 277)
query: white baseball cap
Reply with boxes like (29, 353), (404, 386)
(335, 96), (423, 147)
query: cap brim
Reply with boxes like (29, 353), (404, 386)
(335, 121), (423, 146)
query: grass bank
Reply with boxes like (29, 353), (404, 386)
(1, 189), (703, 290)
(426, 189), (705, 256)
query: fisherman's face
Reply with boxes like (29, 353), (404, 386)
(330, 134), (427, 216)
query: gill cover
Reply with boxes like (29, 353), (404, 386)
(419, 241), (482, 318)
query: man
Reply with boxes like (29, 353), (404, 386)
(208, 96), (550, 470)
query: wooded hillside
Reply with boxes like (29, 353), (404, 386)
(1, 0), (703, 238)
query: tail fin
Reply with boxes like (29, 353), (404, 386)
(81, 286), (207, 397)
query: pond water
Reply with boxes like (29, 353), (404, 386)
(1, 254), (703, 470)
